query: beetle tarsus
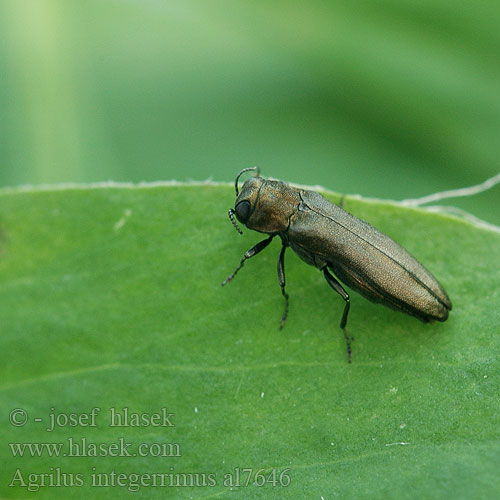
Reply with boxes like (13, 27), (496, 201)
(277, 244), (289, 329)
(221, 262), (244, 286)
(338, 194), (346, 209)
(343, 327), (352, 363)
(279, 297), (289, 330)
(222, 235), (274, 286)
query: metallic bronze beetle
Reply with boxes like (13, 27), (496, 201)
(222, 167), (452, 361)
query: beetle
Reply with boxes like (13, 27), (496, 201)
(222, 167), (452, 361)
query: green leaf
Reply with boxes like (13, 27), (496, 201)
(1, 184), (499, 499)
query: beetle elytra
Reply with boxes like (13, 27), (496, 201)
(222, 167), (452, 362)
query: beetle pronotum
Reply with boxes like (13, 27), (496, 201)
(222, 167), (452, 362)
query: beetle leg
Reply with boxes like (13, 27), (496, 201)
(338, 194), (345, 209)
(323, 267), (352, 362)
(277, 245), (289, 330)
(222, 235), (274, 286)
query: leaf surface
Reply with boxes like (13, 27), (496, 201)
(0, 185), (499, 499)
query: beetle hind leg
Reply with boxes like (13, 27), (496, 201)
(323, 267), (352, 363)
(277, 244), (289, 330)
(338, 194), (346, 209)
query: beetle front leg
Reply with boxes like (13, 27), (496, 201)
(323, 267), (352, 363)
(222, 235), (274, 286)
(277, 245), (289, 330)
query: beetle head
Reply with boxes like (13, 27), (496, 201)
(228, 167), (300, 234)
(228, 167), (263, 234)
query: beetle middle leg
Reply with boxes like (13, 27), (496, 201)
(323, 267), (352, 362)
(277, 244), (289, 330)
(222, 235), (274, 286)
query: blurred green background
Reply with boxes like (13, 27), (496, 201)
(1, 0), (499, 223)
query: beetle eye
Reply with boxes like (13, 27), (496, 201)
(235, 200), (251, 223)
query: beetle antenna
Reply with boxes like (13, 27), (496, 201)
(234, 166), (260, 196)
(228, 208), (243, 234)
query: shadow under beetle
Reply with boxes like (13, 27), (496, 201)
(222, 167), (452, 362)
